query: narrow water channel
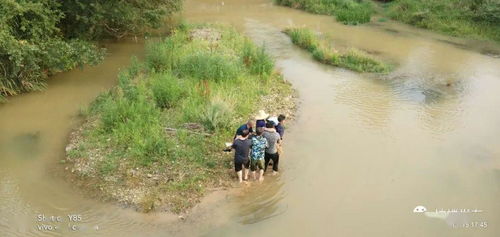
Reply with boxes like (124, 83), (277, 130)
(1, 0), (499, 236)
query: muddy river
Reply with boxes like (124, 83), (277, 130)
(1, 0), (499, 236)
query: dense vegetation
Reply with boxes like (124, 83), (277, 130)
(0, 0), (182, 102)
(275, 0), (375, 25)
(66, 24), (294, 212)
(386, 0), (500, 42)
(275, 0), (500, 43)
(284, 27), (391, 73)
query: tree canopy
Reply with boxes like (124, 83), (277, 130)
(0, 0), (182, 101)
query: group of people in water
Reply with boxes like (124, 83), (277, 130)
(228, 110), (287, 183)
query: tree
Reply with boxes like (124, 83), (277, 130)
(0, 0), (182, 101)
(0, 0), (104, 100)
(59, 0), (183, 39)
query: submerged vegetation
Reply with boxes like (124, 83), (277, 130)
(65, 24), (295, 213)
(385, 0), (500, 42)
(275, 0), (375, 25)
(0, 0), (182, 102)
(284, 27), (391, 73)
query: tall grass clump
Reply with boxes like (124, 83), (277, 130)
(68, 24), (293, 213)
(176, 52), (242, 82)
(284, 28), (391, 73)
(336, 1), (373, 25)
(145, 38), (179, 72)
(286, 28), (320, 51)
(98, 85), (169, 166)
(150, 73), (186, 109)
(386, 0), (500, 42)
(242, 40), (275, 77)
(200, 98), (234, 131)
(275, 0), (374, 25)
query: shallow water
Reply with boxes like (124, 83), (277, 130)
(1, 0), (499, 236)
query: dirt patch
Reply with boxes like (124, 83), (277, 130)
(189, 28), (222, 43)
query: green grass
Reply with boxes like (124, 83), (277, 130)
(275, 0), (374, 25)
(385, 0), (500, 43)
(284, 27), (391, 73)
(68, 24), (292, 213)
(275, 0), (500, 43)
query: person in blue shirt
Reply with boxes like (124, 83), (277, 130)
(276, 114), (286, 139)
(234, 119), (255, 139)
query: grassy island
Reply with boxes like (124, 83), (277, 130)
(65, 24), (296, 213)
(284, 27), (391, 73)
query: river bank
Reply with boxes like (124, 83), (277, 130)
(63, 24), (297, 214)
(275, 0), (500, 44)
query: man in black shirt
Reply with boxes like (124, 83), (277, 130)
(231, 129), (252, 182)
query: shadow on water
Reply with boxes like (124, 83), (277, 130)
(4, 131), (41, 160)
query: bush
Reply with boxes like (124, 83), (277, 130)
(387, 0), (500, 42)
(336, 2), (373, 25)
(1, 0), (182, 102)
(0, 0), (104, 100)
(59, 0), (183, 40)
(150, 73), (186, 109)
(275, 0), (374, 25)
(242, 40), (274, 77)
(285, 28), (319, 51)
(200, 98), (233, 131)
(339, 49), (390, 73)
(472, 0), (500, 24)
(99, 86), (169, 165)
(145, 38), (179, 72)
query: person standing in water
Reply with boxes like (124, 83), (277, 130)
(255, 110), (269, 128)
(231, 129), (252, 182)
(276, 114), (286, 140)
(263, 121), (281, 175)
(250, 127), (268, 182)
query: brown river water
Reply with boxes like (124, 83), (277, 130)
(1, 0), (499, 236)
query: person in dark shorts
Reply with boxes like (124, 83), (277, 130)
(231, 129), (252, 182)
(263, 121), (281, 175)
(250, 127), (268, 182)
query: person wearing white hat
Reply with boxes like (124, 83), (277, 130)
(255, 110), (269, 128)
(267, 116), (279, 127)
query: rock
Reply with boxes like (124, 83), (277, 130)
(65, 144), (75, 152)
(189, 28), (221, 43)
